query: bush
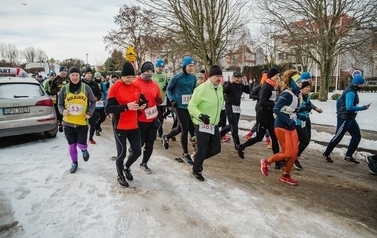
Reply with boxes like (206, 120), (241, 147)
(331, 93), (341, 100)
(310, 92), (319, 100)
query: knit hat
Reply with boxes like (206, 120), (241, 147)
(301, 80), (311, 89)
(121, 62), (135, 76)
(59, 66), (67, 72)
(267, 67), (279, 78)
(352, 75), (365, 85)
(233, 71), (242, 77)
(182, 56), (194, 67)
(155, 59), (164, 68)
(299, 72), (311, 81)
(68, 67), (81, 75)
(83, 67), (93, 75)
(141, 61), (155, 73)
(291, 73), (302, 82)
(94, 72), (101, 78)
(49, 72), (56, 76)
(208, 65), (222, 77)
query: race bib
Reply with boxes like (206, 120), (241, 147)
(67, 104), (83, 115)
(181, 94), (192, 105)
(144, 105), (158, 119)
(96, 101), (104, 108)
(269, 91), (277, 101)
(290, 113), (297, 122)
(199, 123), (215, 135)
(232, 105), (241, 113)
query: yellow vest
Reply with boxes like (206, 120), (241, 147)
(63, 84), (88, 126)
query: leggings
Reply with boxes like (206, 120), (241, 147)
(157, 105), (166, 137)
(267, 127), (298, 175)
(96, 108), (106, 129)
(139, 119), (159, 164)
(166, 108), (191, 154)
(296, 125), (309, 156)
(88, 112), (97, 139)
(64, 125), (88, 163)
(114, 129), (142, 177)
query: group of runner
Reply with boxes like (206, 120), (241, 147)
(54, 57), (376, 186)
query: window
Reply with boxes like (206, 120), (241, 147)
(0, 83), (44, 99)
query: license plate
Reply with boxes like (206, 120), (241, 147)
(3, 107), (31, 115)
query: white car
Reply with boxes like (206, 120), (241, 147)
(0, 67), (58, 138)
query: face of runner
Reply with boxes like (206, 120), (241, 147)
(209, 75), (222, 86)
(185, 64), (195, 74)
(121, 75), (136, 85)
(70, 72), (81, 84)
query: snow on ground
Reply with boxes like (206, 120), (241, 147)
(0, 92), (376, 237)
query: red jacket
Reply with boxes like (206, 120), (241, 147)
(133, 76), (162, 123)
(105, 80), (141, 130)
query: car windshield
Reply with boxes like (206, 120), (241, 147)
(0, 83), (45, 99)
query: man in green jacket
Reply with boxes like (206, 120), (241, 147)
(188, 65), (224, 181)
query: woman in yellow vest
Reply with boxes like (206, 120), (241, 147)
(58, 67), (97, 173)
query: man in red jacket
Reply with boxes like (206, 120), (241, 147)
(133, 62), (163, 173)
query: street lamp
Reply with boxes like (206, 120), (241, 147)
(86, 53), (88, 65)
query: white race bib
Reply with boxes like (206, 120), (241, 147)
(269, 91), (277, 101)
(181, 94), (192, 105)
(232, 105), (241, 113)
(67, 104), (84, 115)
(96, 101), (104, 108)
(199, 123), (215, 135)
(144, 105), (158, 120)
(290, 113), (297, 122)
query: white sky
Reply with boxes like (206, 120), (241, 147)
(0, 0), (124, 65)
(0, 92), (376, 237)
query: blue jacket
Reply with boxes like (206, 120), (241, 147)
(336, 84), (366, 119)
(166, 71), (196, 109)
(273, 90), (299, 130)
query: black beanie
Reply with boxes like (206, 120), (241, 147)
(83, 67), (93, 75)
(141, 62), (155, 73)
(68, 67), (81, 75)
(267, 67), (279, 78)
(208, 65), (222, 77)
(301, 80), (311, 89)
(121, 62), (135, 76)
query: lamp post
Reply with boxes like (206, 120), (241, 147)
(86, 53), (88, 65)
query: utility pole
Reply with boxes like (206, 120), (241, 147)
(86, 53), (88, 65)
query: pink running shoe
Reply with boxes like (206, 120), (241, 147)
(279, 174), (298, 186)
(244, 131), (253, 140)
(260, 159), (269, 176)
(221, 135), (230, 142)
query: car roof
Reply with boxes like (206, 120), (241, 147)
(0, 67), (39, 84)
(0, 76), (40, 84)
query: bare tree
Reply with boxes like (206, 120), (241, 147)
(141, 0), (250, 69)
(257, 0), (377, 101)
(0, 43), (20, 66)
(103, 4), (160, 69)
(36, 49), (47, 62)
(23, 46), (37, 63)
(60, 58), (86, 71)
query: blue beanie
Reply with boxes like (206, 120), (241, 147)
(182, 56), (194, 67)
(299, 72), (311, 81)
(59, 66), (67, 72)
(155, 59), (164, 68)
(352, 75), (365, 85)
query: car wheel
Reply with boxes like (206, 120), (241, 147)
(44, 131), (57, 138)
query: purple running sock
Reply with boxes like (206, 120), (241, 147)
(69, 143), (78, 162)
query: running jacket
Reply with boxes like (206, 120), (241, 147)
(166, 71), (196, 109)
(188, 81), (224, 126)
(133, 76), (162, 123)
(222, 81), (250, 106)
(105, 80), (143, 130)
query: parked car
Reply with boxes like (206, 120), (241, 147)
(0, 67), (58, 138)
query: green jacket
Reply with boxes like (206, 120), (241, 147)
(188, 81), (224, 125)
(152, 72), (169, 100)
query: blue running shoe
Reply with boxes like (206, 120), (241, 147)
(70, 163), (78, 173)
(82, 150), (90, 162)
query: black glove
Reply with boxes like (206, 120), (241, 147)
(287, 119), (296, 128)
(170, 100), (177, 107)
(162, 85), (167, 91)
(199, 114), (210, 124)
